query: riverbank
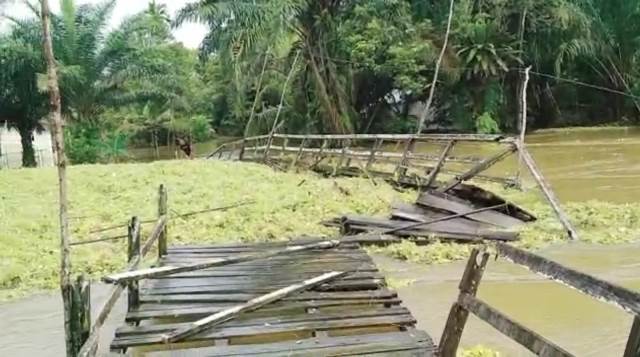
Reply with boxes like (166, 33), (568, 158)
(2, 159), (639, 301)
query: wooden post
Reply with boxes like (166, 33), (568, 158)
(40, 0), (73, 354)
(515, 66), (532, 186)
(424, 140), (455, 188)
(290, 138), (307, 171)
(127, 217), (141, 313)
(69, 275), (91, 357)
(157, 184), (168, 258)
(366, 138), (383, 171)
(395, 138), (414, 180)
(624, 316), (640, 357)
(238, 139), (246, 161)
(439, 145), (516, 193)
(439, 249), (490, 356)
(517, 143), (579, 240)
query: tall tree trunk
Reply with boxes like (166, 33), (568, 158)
(18, 124), (36, 167)
(40, 0), (72, 355)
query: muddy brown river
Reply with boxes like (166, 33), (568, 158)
(1, 128), (639, 356)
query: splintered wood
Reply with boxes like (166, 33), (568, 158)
(109, 239), (436, 356)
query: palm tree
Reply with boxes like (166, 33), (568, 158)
(175, 0), (355, 134)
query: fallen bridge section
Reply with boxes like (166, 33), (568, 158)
(109, 239), (436, 356)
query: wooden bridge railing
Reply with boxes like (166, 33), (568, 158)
(65, 185), (253, 356)
(439, 245), (640, 357)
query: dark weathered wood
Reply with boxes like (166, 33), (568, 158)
(497, 243), (640, 315)
(417, 192), (523, 228)
(366, 138), (383, 170)
(624, 316), (640, 357)
(127, 217), (141, 313)
(157, 185), (168, 258)
(517, 142), (579, 240)
(69, 275), (91, 357)
(425, 140), (455, 187)
(440, 144), (516, 192)
(395, 138), (414, 179)
(104, 240), (340, 283)
(439, 249), (490, 356)
(144, 330), (435, 356)
(290, 137), (307, 170)
(162, 271), (347, 343)
(461, 294), (573, 357)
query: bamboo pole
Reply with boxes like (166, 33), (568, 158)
(516, 66), (532, 184)
(69, 275), (91, 356)
(40, 0), (73, 354)
(162, 271), (346, 343)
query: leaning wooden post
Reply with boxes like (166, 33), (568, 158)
(40, 0), (73, 354)
(290, 137), (307, 171)
(624, 316), (640, 357)
(515, 66), (532, 187)
(157, 184), (168, 258)
(439, 248), (490, 356)
(424, 140), (456, 188)
(127, 217), (141, 313)
(395, 138), (415, 180)
(366, 138), (383, 171)
(69, 275), (91, 356)
(238, 138), (247, 161)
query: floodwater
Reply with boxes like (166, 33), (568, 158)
(0, 127), (639, 356)
(374, 242), (640, 356)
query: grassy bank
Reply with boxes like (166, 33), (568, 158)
(2, 159), (639, 300)
(0, 159), (414, 300)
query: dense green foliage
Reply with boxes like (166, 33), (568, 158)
(2, 0), (640, 165)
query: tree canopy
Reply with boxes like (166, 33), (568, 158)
(1, 0), (639, 165)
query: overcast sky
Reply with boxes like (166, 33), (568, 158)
(0, 0), (207, 48)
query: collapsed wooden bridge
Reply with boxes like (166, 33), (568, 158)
(62, 183), (640, 357)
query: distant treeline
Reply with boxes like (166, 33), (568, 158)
(2, 0), (639, 166)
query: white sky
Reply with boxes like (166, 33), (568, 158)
(0, 0), (207, 48)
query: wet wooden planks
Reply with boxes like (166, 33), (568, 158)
(110, 240), (435, 356)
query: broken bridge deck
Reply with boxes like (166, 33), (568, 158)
(110, 239), (436, 356)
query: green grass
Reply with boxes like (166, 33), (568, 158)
(2, 159), (639, 300)
(0, 159), (415, 300)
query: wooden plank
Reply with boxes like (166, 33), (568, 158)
(271, 133), (506, 142)
(439, 249), (489, 356)
(624, 316), (640, 357)
(162, 271), (346, 343)
(366, 138), (383, 170)
(146, 271), (382, 282)
(143, 330), (435, 356)
(115, 307), (411, 337)
(425, 139), (455, 187)
(115, 312), (414, 348)
(104, 240), (340, 283)
(496, 243), (640, 315)
(517, 142), (579, 240)
(140, 289), (397, 304)
(460, 294), (573, 357)
(417, 192), (523, 228)
(439, 144), (516, 192)
(126, 298), (403, 322)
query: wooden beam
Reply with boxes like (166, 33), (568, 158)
(272, 133), (508, 142)
(517, 142), (579, 240)
(127, 217), (141, 313)
(439, 249), (490, 356)
(439, 145), (516, 192)
(161, 271), (347, 343)
(424, 140), (455, 188)
(290, 137), (308, 170)
(366, 138), (383, 171)
(69, 275), (91, 356)
(460, 294), (573, 357)
(141, 216), (167, 257)
(103, 240), (340, 284)
(496, 243), (640, 315)
(157, 185), (168, 257)
(624, 316), (640, 357)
